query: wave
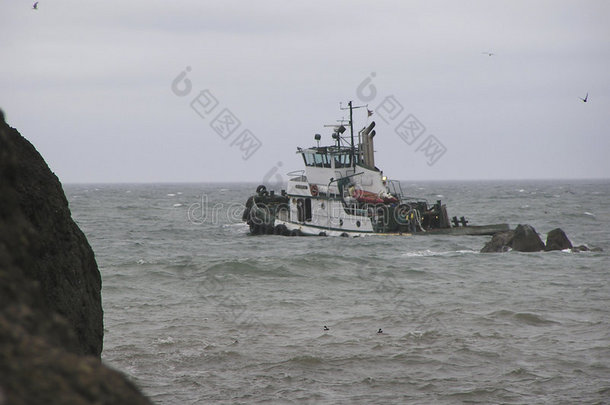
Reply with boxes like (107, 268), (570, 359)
(513, 312), (559, 326)
(401, 249), (479, 257)
(399, 329), (442, 341)
(488, 310), (559, 326)
(285, 355), (324, 366)
(203, 259), (298, 278)
(152, 336), (175, 345)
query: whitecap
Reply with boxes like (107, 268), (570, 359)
(173, 203), (183, 207)
(584, 212), (595, 217)
(402, 249), (477, 257)
(154, 336), (175, 345)
(136, 259), (145, 265)
(167, 193), (176, 197)
(222, 223), (245, 228)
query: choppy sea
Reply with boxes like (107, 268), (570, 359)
(65, 180), (610, 404)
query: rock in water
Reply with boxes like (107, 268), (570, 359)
(481, 224), (545, 253)
(545, 228), (573, 251)
(0, 111), (152, 404)
(511, 224), (545, 252)
(480, 230), (515, 253)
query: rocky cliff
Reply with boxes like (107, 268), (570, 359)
(0, 109), (151, 404)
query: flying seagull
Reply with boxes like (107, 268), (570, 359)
(481, 51), (495, 56)
(579, 93), (588, 103)
(32, 2), (38, 9)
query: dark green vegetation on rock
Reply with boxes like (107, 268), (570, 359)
(0, 110), (152, 404)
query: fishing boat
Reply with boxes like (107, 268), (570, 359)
(242, 101), (509, 237)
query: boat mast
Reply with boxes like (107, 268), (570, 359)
(340, 101), (358, 169)
(349, 101), (355, 169)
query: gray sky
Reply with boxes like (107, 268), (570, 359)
(2, 0), (609, 183)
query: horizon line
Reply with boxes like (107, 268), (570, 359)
(62, 177), (610, 186)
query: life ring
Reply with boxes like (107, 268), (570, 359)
(310, 184), (319, 197)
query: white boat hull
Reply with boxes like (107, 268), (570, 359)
(273, 219), (413, 237)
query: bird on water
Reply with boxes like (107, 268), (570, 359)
(32, 2), (38, 9)
(580, 93), (588, 103)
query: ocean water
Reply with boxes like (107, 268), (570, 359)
(65, 180), (610, 404)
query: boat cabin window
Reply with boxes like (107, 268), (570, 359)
(315, 153), (331, 168)
(303, 153), (315, 166)
(334, 153), (352, 168)
(303, 152), (331, 168)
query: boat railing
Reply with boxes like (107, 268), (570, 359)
(286, 170), (307, 182)
(401, 196), (429, 203)
(286, 170), (304, 177)
(387, 180), (429, 204)
(325, 171), (365, 203)
(388, 180), (404, 200)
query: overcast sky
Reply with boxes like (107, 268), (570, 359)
(2, 0), (609, 183)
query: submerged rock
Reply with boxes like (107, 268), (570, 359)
(572, 245), (603, 252)
(0, 110), (151, 404)
(545, 228), (573, 251)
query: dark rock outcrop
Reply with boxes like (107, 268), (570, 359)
(0, 114), (102, 356)
(545, 228), (573, 251)
(481, 224), (545, 253)
(512, 224), (545, 252)
(481, 225), (603, 254)
(0, 110), (152, 404)
(480, 230), (514, 253)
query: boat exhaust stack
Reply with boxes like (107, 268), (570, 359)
(367, 129), (376, 168)
(362, 121), (376, 137)
(359, 121), (376, 168)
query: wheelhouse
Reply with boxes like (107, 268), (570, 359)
(300, 146), (356, 169)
